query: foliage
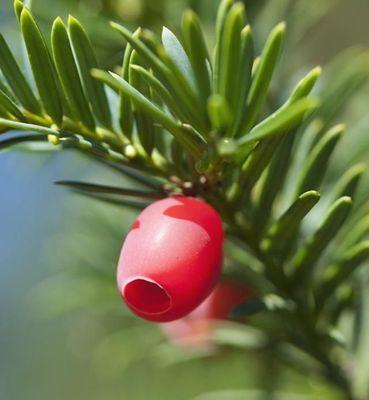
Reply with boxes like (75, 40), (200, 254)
(1, 0), (369, 399)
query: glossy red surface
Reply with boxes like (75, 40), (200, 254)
(117, 196), (224, 322)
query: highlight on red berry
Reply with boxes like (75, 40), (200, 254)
(161, 280), (253, 350)
(117, 196), (224, 322)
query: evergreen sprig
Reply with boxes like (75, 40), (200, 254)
(1, 1), (369, 398)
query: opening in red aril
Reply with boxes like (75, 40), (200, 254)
(123, 278), (172, 314)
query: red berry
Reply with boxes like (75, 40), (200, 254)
(161, 280), (252, 349)
(117, 196), (224, 322)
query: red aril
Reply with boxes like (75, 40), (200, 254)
(117, 196), (223, 322)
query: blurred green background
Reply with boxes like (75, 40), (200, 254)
(1, 0), (369, 399)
